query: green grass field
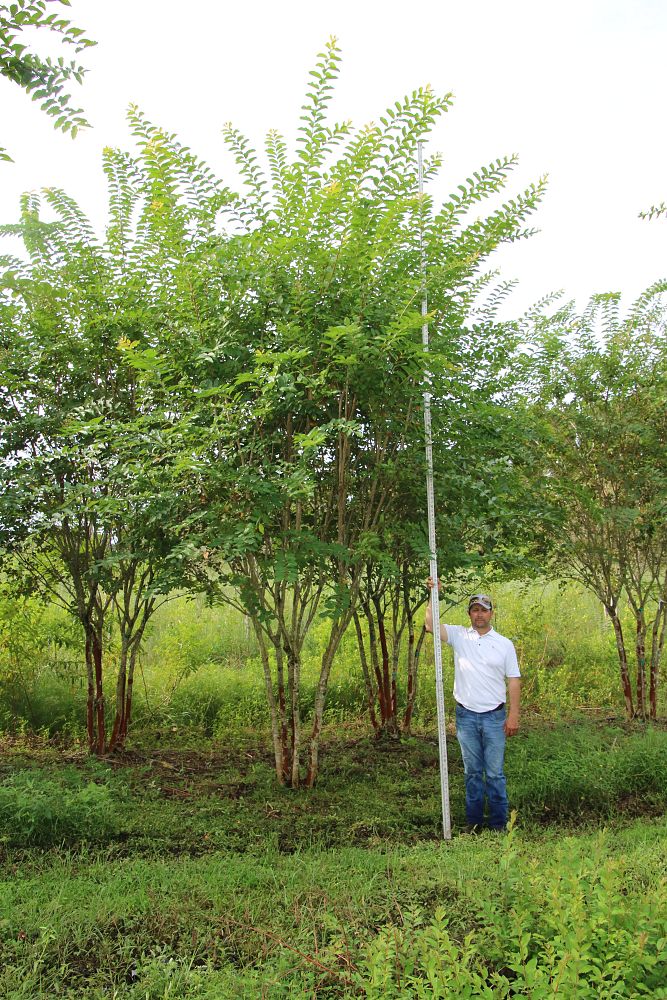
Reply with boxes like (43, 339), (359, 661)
(1, 583), (665, 995)
(1, 719), (666, 997)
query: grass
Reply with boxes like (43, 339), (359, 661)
(1, 818), (666, 996)
(4, 577), (650, 740)
(0, 767), (117, 846)
(1, 718), (667, 996)
(4, 718), (667, 854)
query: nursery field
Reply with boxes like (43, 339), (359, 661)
(1, 587), (666, 996)
(1, 718), (666, 998)
(2, 8), (667, 998)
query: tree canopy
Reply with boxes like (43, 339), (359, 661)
(0, 39), (550, 773)
(0, 0), (95, 160)
(529, 286), (667, 718)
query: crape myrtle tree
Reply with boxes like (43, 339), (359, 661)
(0, 0), (95, 160)
(0, 192), (118, 752)
(0, 115), (233, 750)
(352, 287), (544, 737)
(531, 287), (667, 719)
(135, 40), (546, 787)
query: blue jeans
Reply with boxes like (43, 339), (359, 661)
(455, 703), (508, 829)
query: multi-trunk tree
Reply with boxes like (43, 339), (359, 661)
(531, 287), (667, 719)
(136, 40), (546, 785)
(352, 296), (546, 737)
(2, 39), (546, 776)
(0, 127), (221, 749)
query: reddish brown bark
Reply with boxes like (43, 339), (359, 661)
(635, 614), (647, 720)
(108, 713), (122, 753)
(85, 632), (95, 750)
(607, 606), (633, 719)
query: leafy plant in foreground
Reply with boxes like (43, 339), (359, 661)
(0, 769), (116, 845)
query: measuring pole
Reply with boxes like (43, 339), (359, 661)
(418, 141), (452, 840)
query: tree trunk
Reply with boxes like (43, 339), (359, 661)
(253, 623), (287, 785)
(287, 644), (301, 788)
(373, 597), (396, 734)
(390, 631), (401, 735)
(400, 570), (416, 735)
(634, 612), (647, 720)
(85, 630), (95, 751)
(607, 605), (633, 719)
(275, 641), (291, 784)
(108, 637), (129, 752)
(364, 604), (387, 723)
(649, 598), (667, 721)
(403, 624), (426, 734)
(92, 628), (105, 754)
(306, 615), (351, 787)
(121, 644), (137, 743)
(353, 611), (379, 732)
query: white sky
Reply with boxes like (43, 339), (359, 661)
(2, 0), (666, 316)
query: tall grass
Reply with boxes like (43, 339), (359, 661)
(0, 579), (660, 740)
(0, 768), (117, 845)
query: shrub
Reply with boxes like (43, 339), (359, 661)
(351, 826), (667, 998)
(508, 724), (667, 823)
(0, 769), (117, 846)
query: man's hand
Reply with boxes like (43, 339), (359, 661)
(425, 577), (447, 641)
(504, 713), (520, 737)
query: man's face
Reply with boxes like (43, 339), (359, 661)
(468, 603), (493, 633)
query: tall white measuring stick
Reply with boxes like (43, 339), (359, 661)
(418, 140), (452, 840)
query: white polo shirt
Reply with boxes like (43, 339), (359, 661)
(445, 625), (520, 713)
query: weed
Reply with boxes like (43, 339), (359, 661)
(0, 769), (117, 846)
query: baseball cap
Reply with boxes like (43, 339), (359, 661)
(468, 594), (493, 611)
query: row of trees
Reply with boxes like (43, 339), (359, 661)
(1, 38), (666, 782)
(530, 292), (667, 719)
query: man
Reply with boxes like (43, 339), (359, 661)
(425, 581), (521, 831)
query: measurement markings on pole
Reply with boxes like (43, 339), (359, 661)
(418, 140), (452, 841)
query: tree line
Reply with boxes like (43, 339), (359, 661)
(1, 34), (666, 785)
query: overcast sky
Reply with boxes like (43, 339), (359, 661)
(2, 0), (666, 316)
